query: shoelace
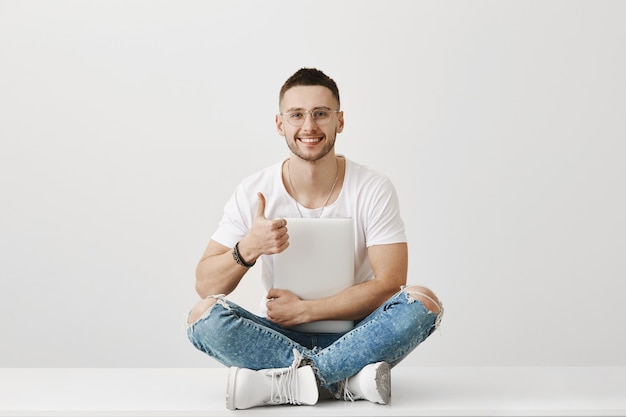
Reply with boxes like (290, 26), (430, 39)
(341, 379), (357, 402)
(266, 349), (302, 405)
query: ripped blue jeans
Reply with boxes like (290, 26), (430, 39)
(186, 286), (443, 396)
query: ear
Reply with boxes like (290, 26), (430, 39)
(336, 111), (344, 133)
(276, 114), (285, 136)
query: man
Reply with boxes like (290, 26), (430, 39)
(186, 68), (443, 410)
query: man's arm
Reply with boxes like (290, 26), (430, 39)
(195, 240), (250, 298)
(265, 242), (407, 327)
(195, 193), (289, 298)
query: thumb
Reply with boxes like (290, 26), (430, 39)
(255, 192), (267, 219)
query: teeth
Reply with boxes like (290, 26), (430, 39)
(299, 138), (321, 143)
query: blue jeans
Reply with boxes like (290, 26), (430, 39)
(187, 286), (442, 396)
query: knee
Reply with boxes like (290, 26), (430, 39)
(403, 285), (442, 315)
(187, 296), (218, 326)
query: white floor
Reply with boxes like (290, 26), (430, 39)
(1, 367), (625, 416)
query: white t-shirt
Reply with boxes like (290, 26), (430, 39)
(211, 157), (407, 294)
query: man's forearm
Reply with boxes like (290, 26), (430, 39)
(195, 250), (249, 298)
(304, 278), (402, 323)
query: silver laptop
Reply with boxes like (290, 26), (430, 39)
(272, 218), (355, 333)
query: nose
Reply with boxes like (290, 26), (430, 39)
(300, 111), (318, 130)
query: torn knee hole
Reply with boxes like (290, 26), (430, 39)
(404, 287), (442, 315)
(187, 297), (219, 326)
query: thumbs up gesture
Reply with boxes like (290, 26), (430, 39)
(238, 193), (290, 262)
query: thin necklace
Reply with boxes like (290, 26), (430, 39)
(287, 157), (339, 218)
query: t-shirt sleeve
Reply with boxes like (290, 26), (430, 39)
(364, 177), (407, 247)
(210, 184), (254, 249)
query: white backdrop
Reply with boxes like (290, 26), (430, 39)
(1, 0), (624, 368)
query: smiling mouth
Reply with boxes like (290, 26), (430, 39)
(298, 137), (323, 144)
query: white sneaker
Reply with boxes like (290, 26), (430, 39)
(225, 349), (319, 410)
(345, 361), (391, 404)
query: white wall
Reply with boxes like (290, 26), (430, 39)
(1, 0), (624, 367)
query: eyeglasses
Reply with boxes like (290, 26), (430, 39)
(279, 109), (340, 127)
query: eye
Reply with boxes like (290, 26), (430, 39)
(289, 112), (304, 120)
(313, 110), (329, 119)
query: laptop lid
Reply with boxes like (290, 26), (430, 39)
(272, 217), (355, 333)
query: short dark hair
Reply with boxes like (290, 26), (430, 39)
(279, 68), (340, 108)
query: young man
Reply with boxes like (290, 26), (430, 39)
(186, 68), (443, 410)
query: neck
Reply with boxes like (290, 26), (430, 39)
(285, 155), (343, 209)
(292, 154), (336, 185)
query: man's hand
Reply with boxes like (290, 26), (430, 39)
(237, 193), (289, 262)
(265, 288), (308, 328)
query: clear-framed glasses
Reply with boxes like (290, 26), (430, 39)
(279, 109), (340, 127)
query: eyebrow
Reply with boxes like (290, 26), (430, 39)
(284, 106), (333, 112)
